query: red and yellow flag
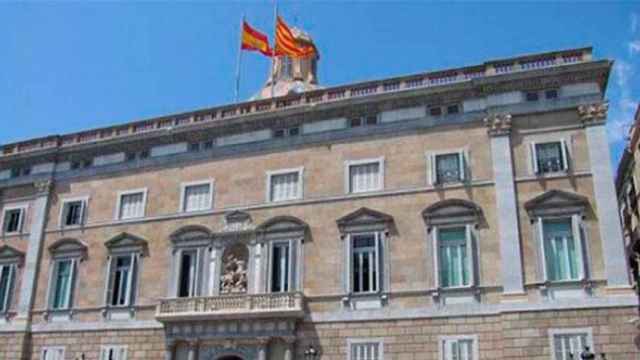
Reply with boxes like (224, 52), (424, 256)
(241, 21), (273, 57)
(275, 16), (317, 59)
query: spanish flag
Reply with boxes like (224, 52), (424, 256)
(241, 21), (273, 57)
(275, 16), (317, 59)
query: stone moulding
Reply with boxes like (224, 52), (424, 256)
(578, 101), (608, 126)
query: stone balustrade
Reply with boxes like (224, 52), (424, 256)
(155, 292), (304, 321)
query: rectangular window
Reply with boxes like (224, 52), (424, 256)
(352, 234), (379, 294)
(0, 264), (16, 313)
(349, 117), (363, 128)
(269, 171), (301, 202)
(534, 141), (567, 174)
(41, 347), (65, 360)
(2, 207), (25, 234)
(61, 200), (85, 227)
(429, 106), (443, 116)
(442, 338), (475, 360)
(543, 218), (582, 282)
(553, 333), (590, 360)
(446, 104), (460, 115)
(348, 161), (382, 193)
(100, 345), (128, 360)
(435, 153), (464, 184)
(182, 183), (212, 212)
(107, 255), (138, 307)
(526, 91), (540, 102)
(50, 259), (75, 310)
(271, 242), (291, 293)
(545, 89), (559, 99)
(438, 227), (471, 288)
(350, 341), (383, 360)
(117, 190), (146, 220)
(178, 250), (199, 298)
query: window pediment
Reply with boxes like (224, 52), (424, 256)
(105, 232), (149, 255)
(257, 215), (308, 240)
(524, 190), (589, 218)
(422, 199), (482, 227)
(0, 245), (25, 265)
(337, 207), (393, 234)
(223, 211), (254, 232)
(48, 238), (88, 259)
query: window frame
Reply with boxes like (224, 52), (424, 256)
(179, 180), (214, 213)
(41, 346), (65, 360)
(347, 338), (384, 360)
(537, 214), (586, 283)
(266, 167), (304, 203)
(438, 335), (479, 360)
(115, 188), (148, 220)
(105, 253), (140, 308)
(349, 232), (382, 295)
(100, 345), (128, 360)
(344, 157), (385, 194)
(1, 203), (28, 235)
(58, 196), (89, 229)
(433, 224), (475, 289)
(548, 328), (593, 360)
(47, 258), (77, 311)
(0, 263), (17, 313)
(426, 149), (469, 186)
(530, 139), (570, 175)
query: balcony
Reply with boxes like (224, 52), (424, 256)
(155, 292), (304, 322)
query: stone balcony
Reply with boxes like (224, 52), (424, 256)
(155, 292), (305, 322)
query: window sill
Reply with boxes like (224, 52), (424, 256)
(432, 286), (480, 306)
(342, 293), (388, 310)
(101, 306), (136, 321)
(539, 279), (593, 300)
(43, 309), (73, 322)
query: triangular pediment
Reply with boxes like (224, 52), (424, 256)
(525, 190), (588, 211)
(0, 245), (25, 264)
(336, 207), (393, 230)
(105, 232), (148, 252)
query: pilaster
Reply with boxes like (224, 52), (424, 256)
(579, 102), (631, 288)
(484, 114), (526, 297)
(14, 179), (53, 324)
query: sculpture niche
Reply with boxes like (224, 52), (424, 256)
(220, 244), (249, 294)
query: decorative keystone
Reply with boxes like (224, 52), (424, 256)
(484, 113), (512, 136)
(578, 102), (608, 126)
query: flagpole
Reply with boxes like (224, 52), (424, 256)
(270, 0), (278, 98)
(234, 14), (245, 103)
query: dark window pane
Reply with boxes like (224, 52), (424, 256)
(3, 210), (21, 233)
(139, 150), (149, 159)
(189, 143), (200, 152)
(64, 202), (82, 226)
(526, 92), (539, 101)
(288, 127), (300, 136)
(178, 253), (192, 298)
(366, 115), (378, 125)
(429, 107), (442, 116)
(274, 129), (286, 138)
(536, 142), (564, 173)
(349, 118), (362, 128)
(203, 141), (214, 149)
(446, 105), (459, 114)
(545, 89), (558, 99)
(436, 153), (461, 183)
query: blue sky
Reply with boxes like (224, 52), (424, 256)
(1, 2), (638, 166)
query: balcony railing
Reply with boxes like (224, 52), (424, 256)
(155, 292), (304, 321)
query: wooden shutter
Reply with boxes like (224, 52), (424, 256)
(530, 142), (539, 174)
(103, 256), (114, 306)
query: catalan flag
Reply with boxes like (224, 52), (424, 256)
(275, 16), (317, 59)
(241, 21), (273, 57)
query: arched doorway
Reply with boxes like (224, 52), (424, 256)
(217, 356), (243, 360)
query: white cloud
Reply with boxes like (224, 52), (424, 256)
(628, 40), (640, 56)
(607, 60), (637, 144)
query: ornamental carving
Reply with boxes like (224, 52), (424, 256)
(483, 113), (512, 136)
(220, 244), (249, 294)
(34, 179), (52, 195)
(578, 102), (608, 125)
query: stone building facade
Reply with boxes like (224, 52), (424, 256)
(0, 46), (637, 360)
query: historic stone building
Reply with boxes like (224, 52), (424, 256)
(0, 44), (637, 360)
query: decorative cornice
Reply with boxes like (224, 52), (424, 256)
(578, 101), (608, 126)
(484, 113), (512, 137)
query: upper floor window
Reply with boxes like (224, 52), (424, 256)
(531, 140), (569, 174)
(273, 126), (300, 138)
(59, 198), (87, 228)
(348, 339), (384, 360)
(526, 91), (540, 102)
(346, 158), (384, 194)
(550, 328), (593, 360)
(428, 104), (461, 117)
(104, 233), (147, 310)
(169, 226), (212, 298)
(545, 89), (559, 99)
(525, 190), (590, 286)
(0, 246), (24, 314)
(46, 239), (87, 312)
(440, 336), (477, 360)
(428, 150), (468, 185)
(268, 168), (303, 202)
(116, 189), (147, 220)
(1, 204), (27, 235)
(41, 347), (65, 360)
(10, 166), (31, 178)
(180, 181), (213, 212)
(100, 345), (128, 360)
(437, 227), (473, 288)
(352, 233), (380, 294)
(349, 115), (379, 128)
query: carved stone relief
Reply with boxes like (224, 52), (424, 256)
(220, 244), (249, 294)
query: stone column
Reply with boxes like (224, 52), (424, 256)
(579, 102), (631, 287)
(15, 179), (53, 324)
(209, 245), (222, 296)
(484, 114), (525, 296)
(284, 337), (296, 360)
(187, 340), (199, 360)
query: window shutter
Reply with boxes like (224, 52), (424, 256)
(124, 253), (136, 306)
(289, 239), (298, 292)
(560, 138), (570, 171)
(429, 154), (437, 185)
(103, 256), (113, 306)
(572, 215), (586, 280)
(530, 142), (539, 174)
(537, 218), (548, 281)
(432, 227), (440, 288)
(66, 259), (77, 309)
(466, 225), (477, 286)
(119, 347), (128, 360)
(458, 150), (466, 182)
(374, 232), (381, 293)
(345, 235), (352, 293)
